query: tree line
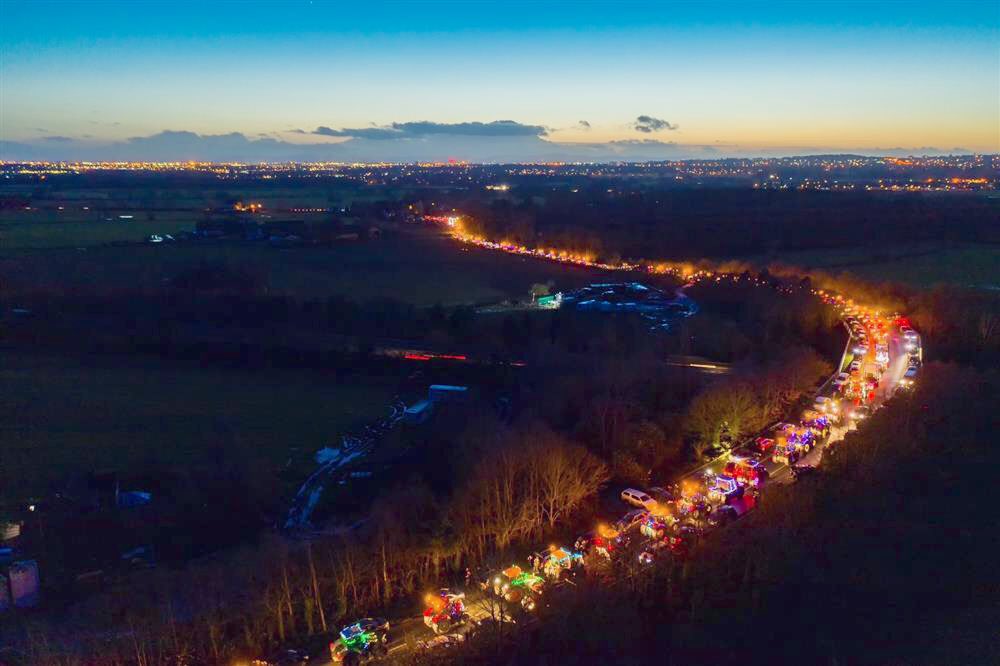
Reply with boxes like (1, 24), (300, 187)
(0, 421), (607, 665)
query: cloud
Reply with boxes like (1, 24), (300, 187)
(633, 115), (678, 133)
(609, 139), (676, 146)
(287, 128), (307, 134)
(577, 120), (591, 130)
(394, 120), (547, 137)
(313, 125), (400, 140)
(0, 126), (977, 163)
(313, 120), (548, 140)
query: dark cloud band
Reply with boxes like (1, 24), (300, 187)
(633, 115), (678, 133)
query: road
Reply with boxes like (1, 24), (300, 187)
(284, 400), (406, 531)
(769, 325), (909, 483)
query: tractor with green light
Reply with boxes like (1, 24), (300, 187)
(330, 618), (390, 665)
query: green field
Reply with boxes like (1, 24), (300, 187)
(752, 242), (1000, 289)
(0, 353), (397, 499)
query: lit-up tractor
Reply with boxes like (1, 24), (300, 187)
(800, 412), (831, 439)
(724, 457), (769, 488)
(422, 589), (471, 634)
(799, 419), (827, 441)
(489, 565), (544, 611)
(639, 513), (675, 541)
(772, 438), (800, 465)
(675, 479), (714, 523)
(645, 525), (698, 561)
(536, 546), (584, 581)
(790, 428), (816, 454)
(576, 523), (623, 560)
(330, 618), (390, 665)
(707, 474), (744, 505)
(637, 507), (690, 562)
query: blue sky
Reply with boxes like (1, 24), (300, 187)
(1, 1), (998, 161)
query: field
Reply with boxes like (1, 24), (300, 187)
(0, 210), (195, 248)
(2, 225), (613, 306)
(0, 352), (399, 500)
(751, 242), (1000, 289)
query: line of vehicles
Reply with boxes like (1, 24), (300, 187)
(267, 237), (918, 664)
(328, 547), (585, 663)
(320, 298), (920, 664)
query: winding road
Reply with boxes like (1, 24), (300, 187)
(301, 225), (920, 664)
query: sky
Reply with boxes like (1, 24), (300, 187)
(1, 0), (998, 162)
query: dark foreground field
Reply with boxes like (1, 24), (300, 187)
(0, 352), (399, 502)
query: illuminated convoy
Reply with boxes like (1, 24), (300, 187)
(326, 223), (920, 663)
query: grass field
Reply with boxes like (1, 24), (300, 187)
(0, 208), (200, 248)
(751, 242), (1000, 289)
(0, 352), (398, 499)
(2, 227), (614, 305)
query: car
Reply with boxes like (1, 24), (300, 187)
(832, 373), (850, 387)
(905, 365), (918, 378)
(900, 325), (913, 335)
(849, 360), (862, 372)
(621, 488), (658, 511)
(647, 486), (677, 504)
(751, 437), (775, 454)
(614, 508), (651, 532)
(852, 344), (869, 356)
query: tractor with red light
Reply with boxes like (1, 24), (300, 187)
(422, 589), (471, 634)
(724, 457), (769, 488)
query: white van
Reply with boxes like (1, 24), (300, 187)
(621, 488), (658, 511)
